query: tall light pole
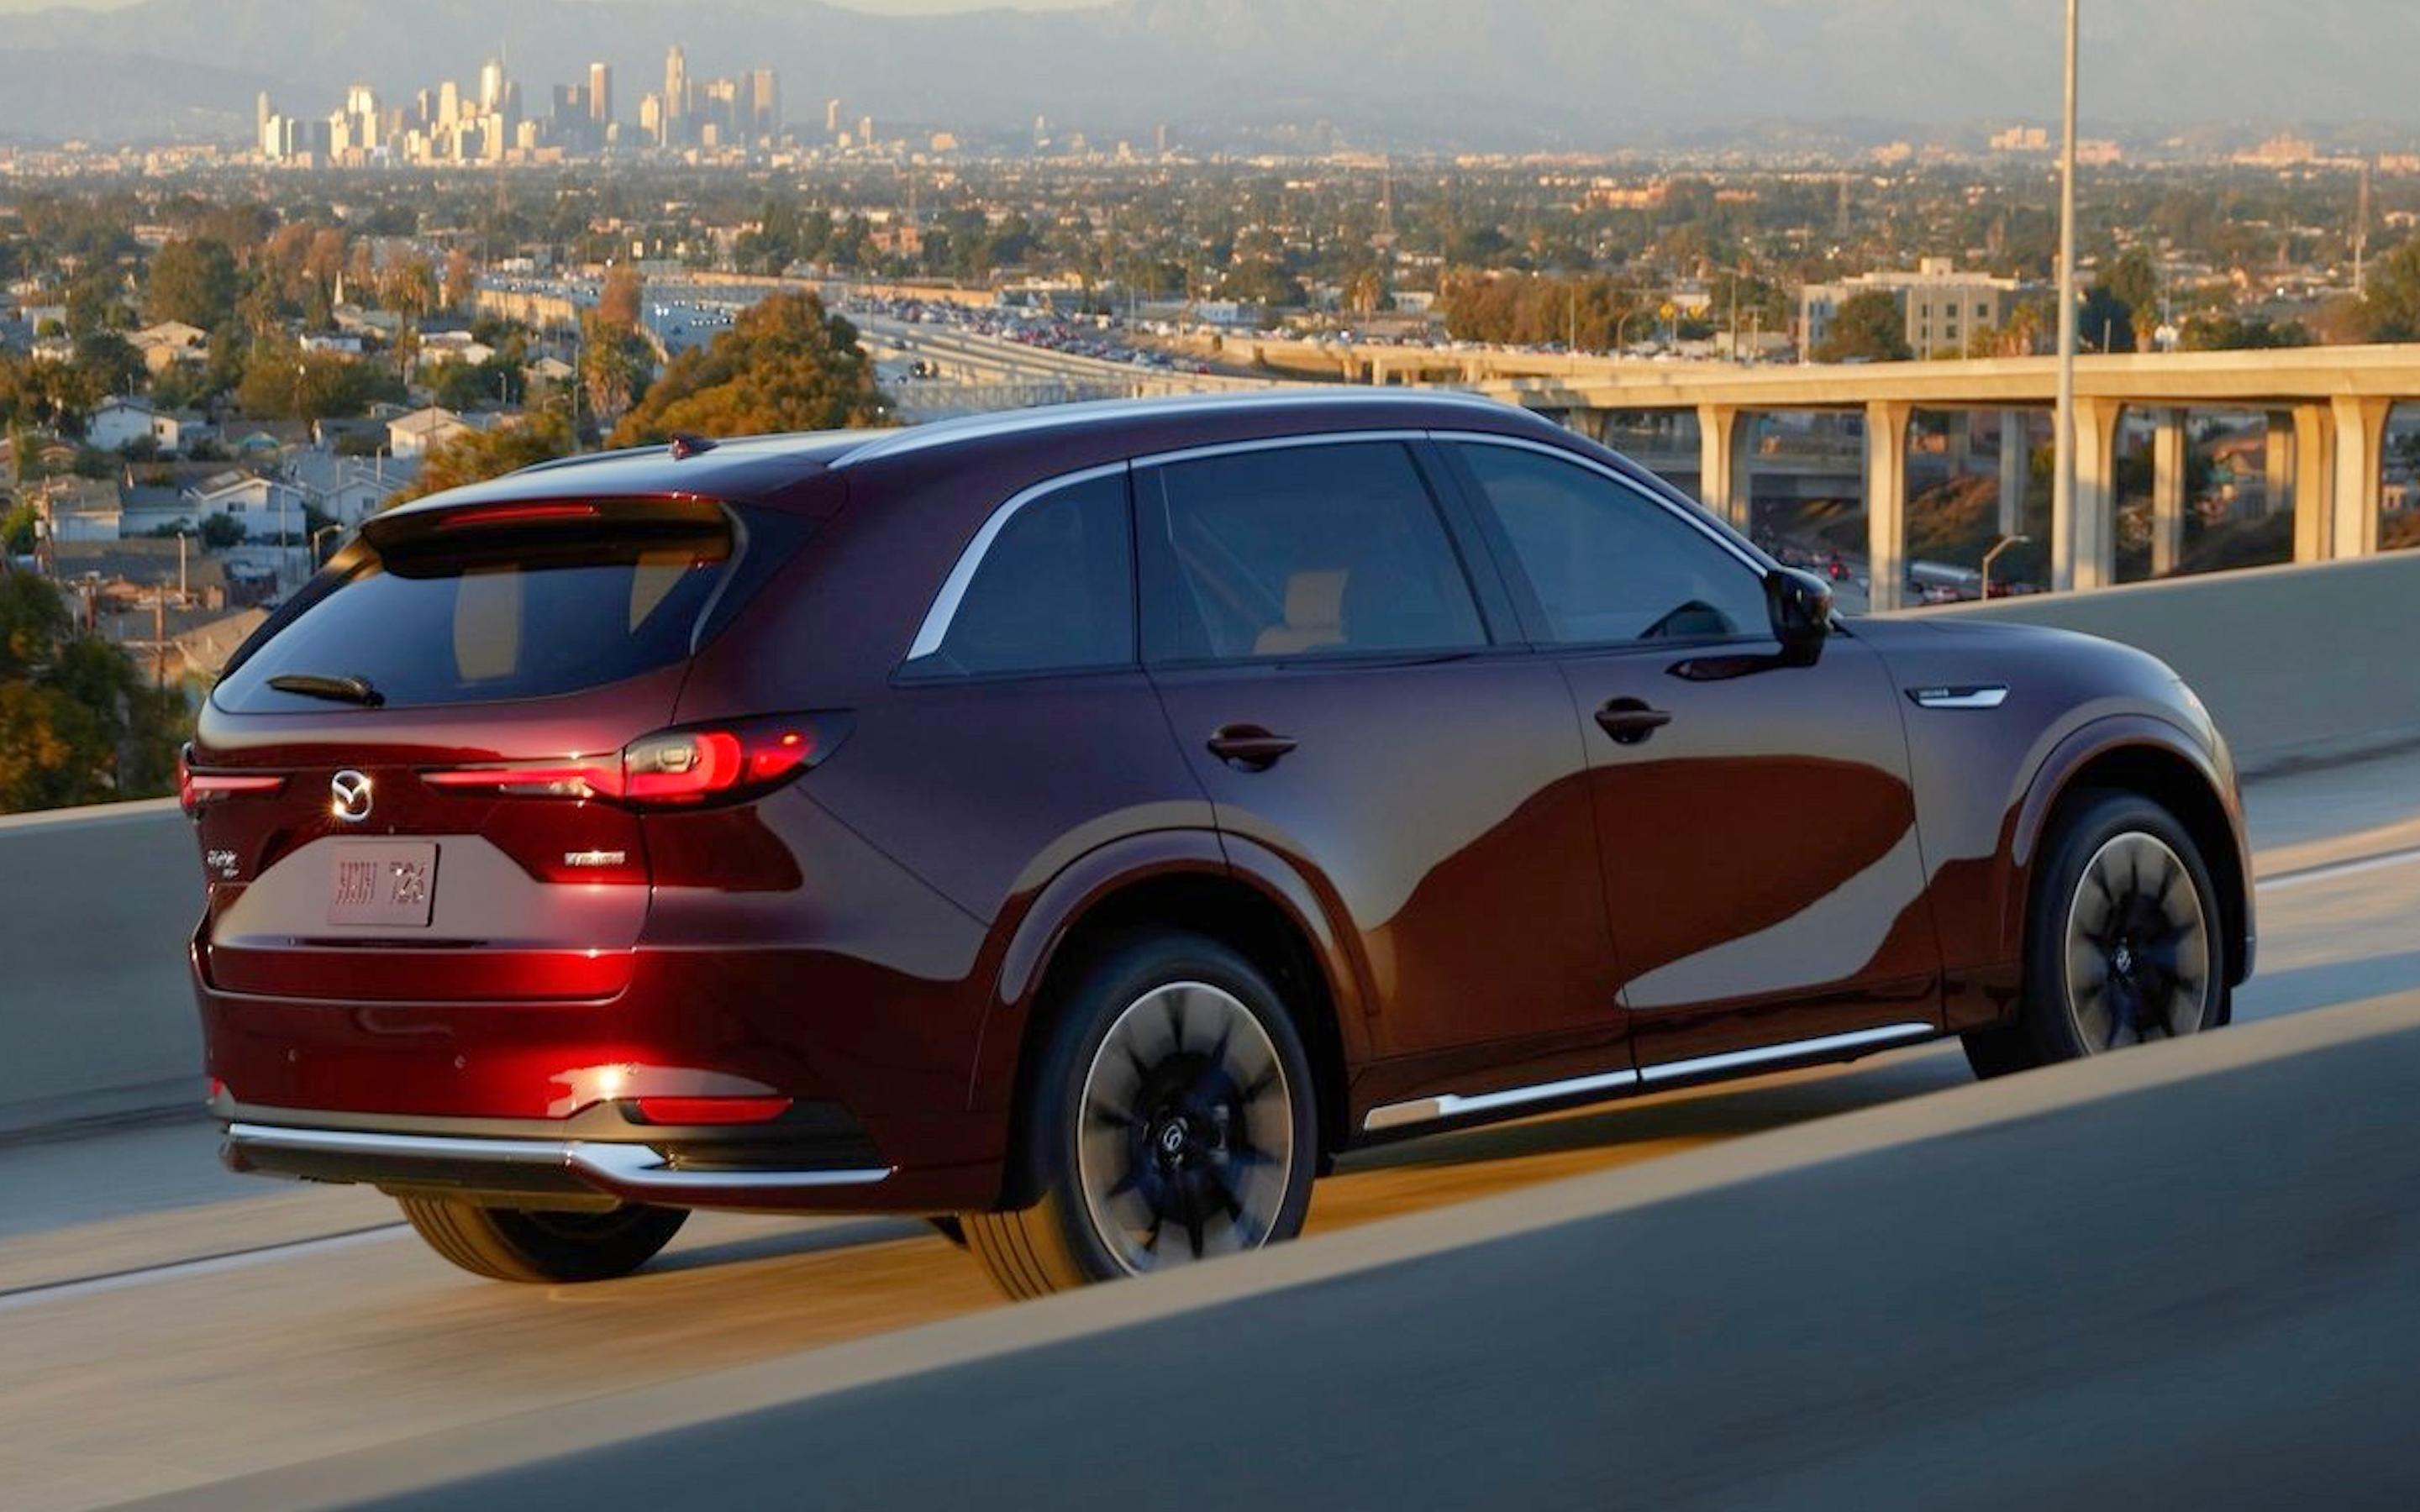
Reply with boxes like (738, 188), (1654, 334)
(2052, 0), (2081, 593)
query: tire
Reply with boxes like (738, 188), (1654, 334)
(963, 932), (1318, 1300)
(1965, 790), (2228, 1079)
(397, 1196), (688, 1284)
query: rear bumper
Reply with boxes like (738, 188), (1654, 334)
(224, 1120), (891, 1210)
(218, 1095), (1004, 1213)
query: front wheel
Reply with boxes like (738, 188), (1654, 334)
(1965, 790), (2228, 1079)
(397, 1196), (687, 1283)
(964, 933), (1318, 1299)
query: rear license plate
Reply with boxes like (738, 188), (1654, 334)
(329, 841), (439, 928)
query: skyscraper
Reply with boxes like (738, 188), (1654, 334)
(750, 68), (781, 144)
(589, 62), (613, 127)
(825, 97), (840, 136)
(479, 57), (505, 113)
(664, 45), (688, 140)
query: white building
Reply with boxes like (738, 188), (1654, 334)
(87, 397), (205, 454)
(183, 471), (311, 539)
(1798, 257), (2025, 360)
(387, 406), (475, 459)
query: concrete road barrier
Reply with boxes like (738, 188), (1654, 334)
(1908, 549), (2420, 775)
(0, 799), (199, 1135)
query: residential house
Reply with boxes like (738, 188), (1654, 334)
(289, 446), (418, 527)
(88, 396), (207, 455)
(34, 475), (124, 543)
(387, 405), (475, 459)
(130, 321), (209, 375)
(183, 470), (309, 540)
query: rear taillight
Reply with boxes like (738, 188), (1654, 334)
(178, 749), (287, 816)
(422, 716), (846, 809)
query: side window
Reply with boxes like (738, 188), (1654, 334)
(1455, 444), (1770, 647)
(910, 472), (1134, 678)
(1147, 442), (1487, 663)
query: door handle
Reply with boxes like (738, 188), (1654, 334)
(1207, 724), (1298, 769)
(1595, 700), (1673, 746)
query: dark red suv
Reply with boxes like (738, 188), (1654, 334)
(184, 391), (2252, 1295)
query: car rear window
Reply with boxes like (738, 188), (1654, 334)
(215, 502), (736, 711)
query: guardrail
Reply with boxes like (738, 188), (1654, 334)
(6, 549), (2417, 1132)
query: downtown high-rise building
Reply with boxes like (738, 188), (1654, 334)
(663, 45), (688, 140)
(589, 62), (613, 127)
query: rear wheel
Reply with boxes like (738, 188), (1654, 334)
(964, 933), (1317, 1299)
(1965, 790), (2228, 1079)
(397, 1196), (688, 1283)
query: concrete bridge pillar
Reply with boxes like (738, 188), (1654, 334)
(1865, 399), (1912, 612)
(1696, 404), (1754, 533)
(2290, 406), (2337, 564)
(2052, 396), (2123, 593)
(2151, 408), (2190, 580)
(1998, 409), (2029, 538)
(2332, 395), (2393, 559)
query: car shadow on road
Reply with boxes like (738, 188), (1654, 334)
(650, 1217), (937, 1273)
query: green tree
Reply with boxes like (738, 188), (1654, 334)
(0, 572), (184, 812)
(609, 292), (888, 446)
(145, 237), (240, 330)
(1813, 291), (1912, 363)
(597, 264), (645, 330)
(392, 408), (573, 502)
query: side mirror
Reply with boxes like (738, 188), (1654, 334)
(1766, 567), (1833, 667)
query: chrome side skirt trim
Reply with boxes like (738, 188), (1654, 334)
(1637, 1021), (1934, 1084)
(224, 1122), (893, 1195)
(1360, 1022), (1935, 1134)
(1908, 685), (2010, 711)
(1361, 1067), (1642, 1133)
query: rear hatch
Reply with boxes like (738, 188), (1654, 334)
(187, 494), (795, 1003)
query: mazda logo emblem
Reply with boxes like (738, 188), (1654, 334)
(330, 770), (374, 824)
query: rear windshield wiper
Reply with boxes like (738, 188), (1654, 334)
(266, 673), (386, 707)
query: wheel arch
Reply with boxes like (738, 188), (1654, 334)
(2008, 718), (2252, 992)
(971, 832), (1366, 1208)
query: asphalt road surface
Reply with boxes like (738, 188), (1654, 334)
(5, 748), (2417, 1511)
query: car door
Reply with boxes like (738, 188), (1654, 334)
(1137, 436), (1628, 1093)
(1439, 435), (1942, 1071)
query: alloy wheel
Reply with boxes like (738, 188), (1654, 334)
(1075, 981), (1297, 1275)
(2061, 831), (2213, 1051)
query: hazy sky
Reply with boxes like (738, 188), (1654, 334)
(0, 0), (1107, 9)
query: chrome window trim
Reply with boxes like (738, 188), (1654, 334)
(1428, 428), (1770, 577)
(224, 1121), (893, 1194)
(904, 430), (1452, 666)
(1359, 1022), (1933, 1133)
(903, 461), (1130, 663)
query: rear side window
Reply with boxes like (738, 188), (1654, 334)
(214, 503), (734, 711)
(1145, 442), (1486, 663)
(906, 472), (1134, 679)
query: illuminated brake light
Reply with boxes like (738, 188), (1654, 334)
(420, 717), (841, 809)
(178, 763), (287, 815)
(633, 1095), (793, 1126)
(432, 502), (599, 530)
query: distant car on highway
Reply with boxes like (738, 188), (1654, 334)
(180, 391), (2253, 1298)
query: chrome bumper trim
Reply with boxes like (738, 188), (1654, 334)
(224, 1122), (892, 1195)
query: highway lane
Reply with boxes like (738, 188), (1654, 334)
(5, 750), (2417, 1510)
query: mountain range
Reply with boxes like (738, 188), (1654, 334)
(2, 0), (2416, 149)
